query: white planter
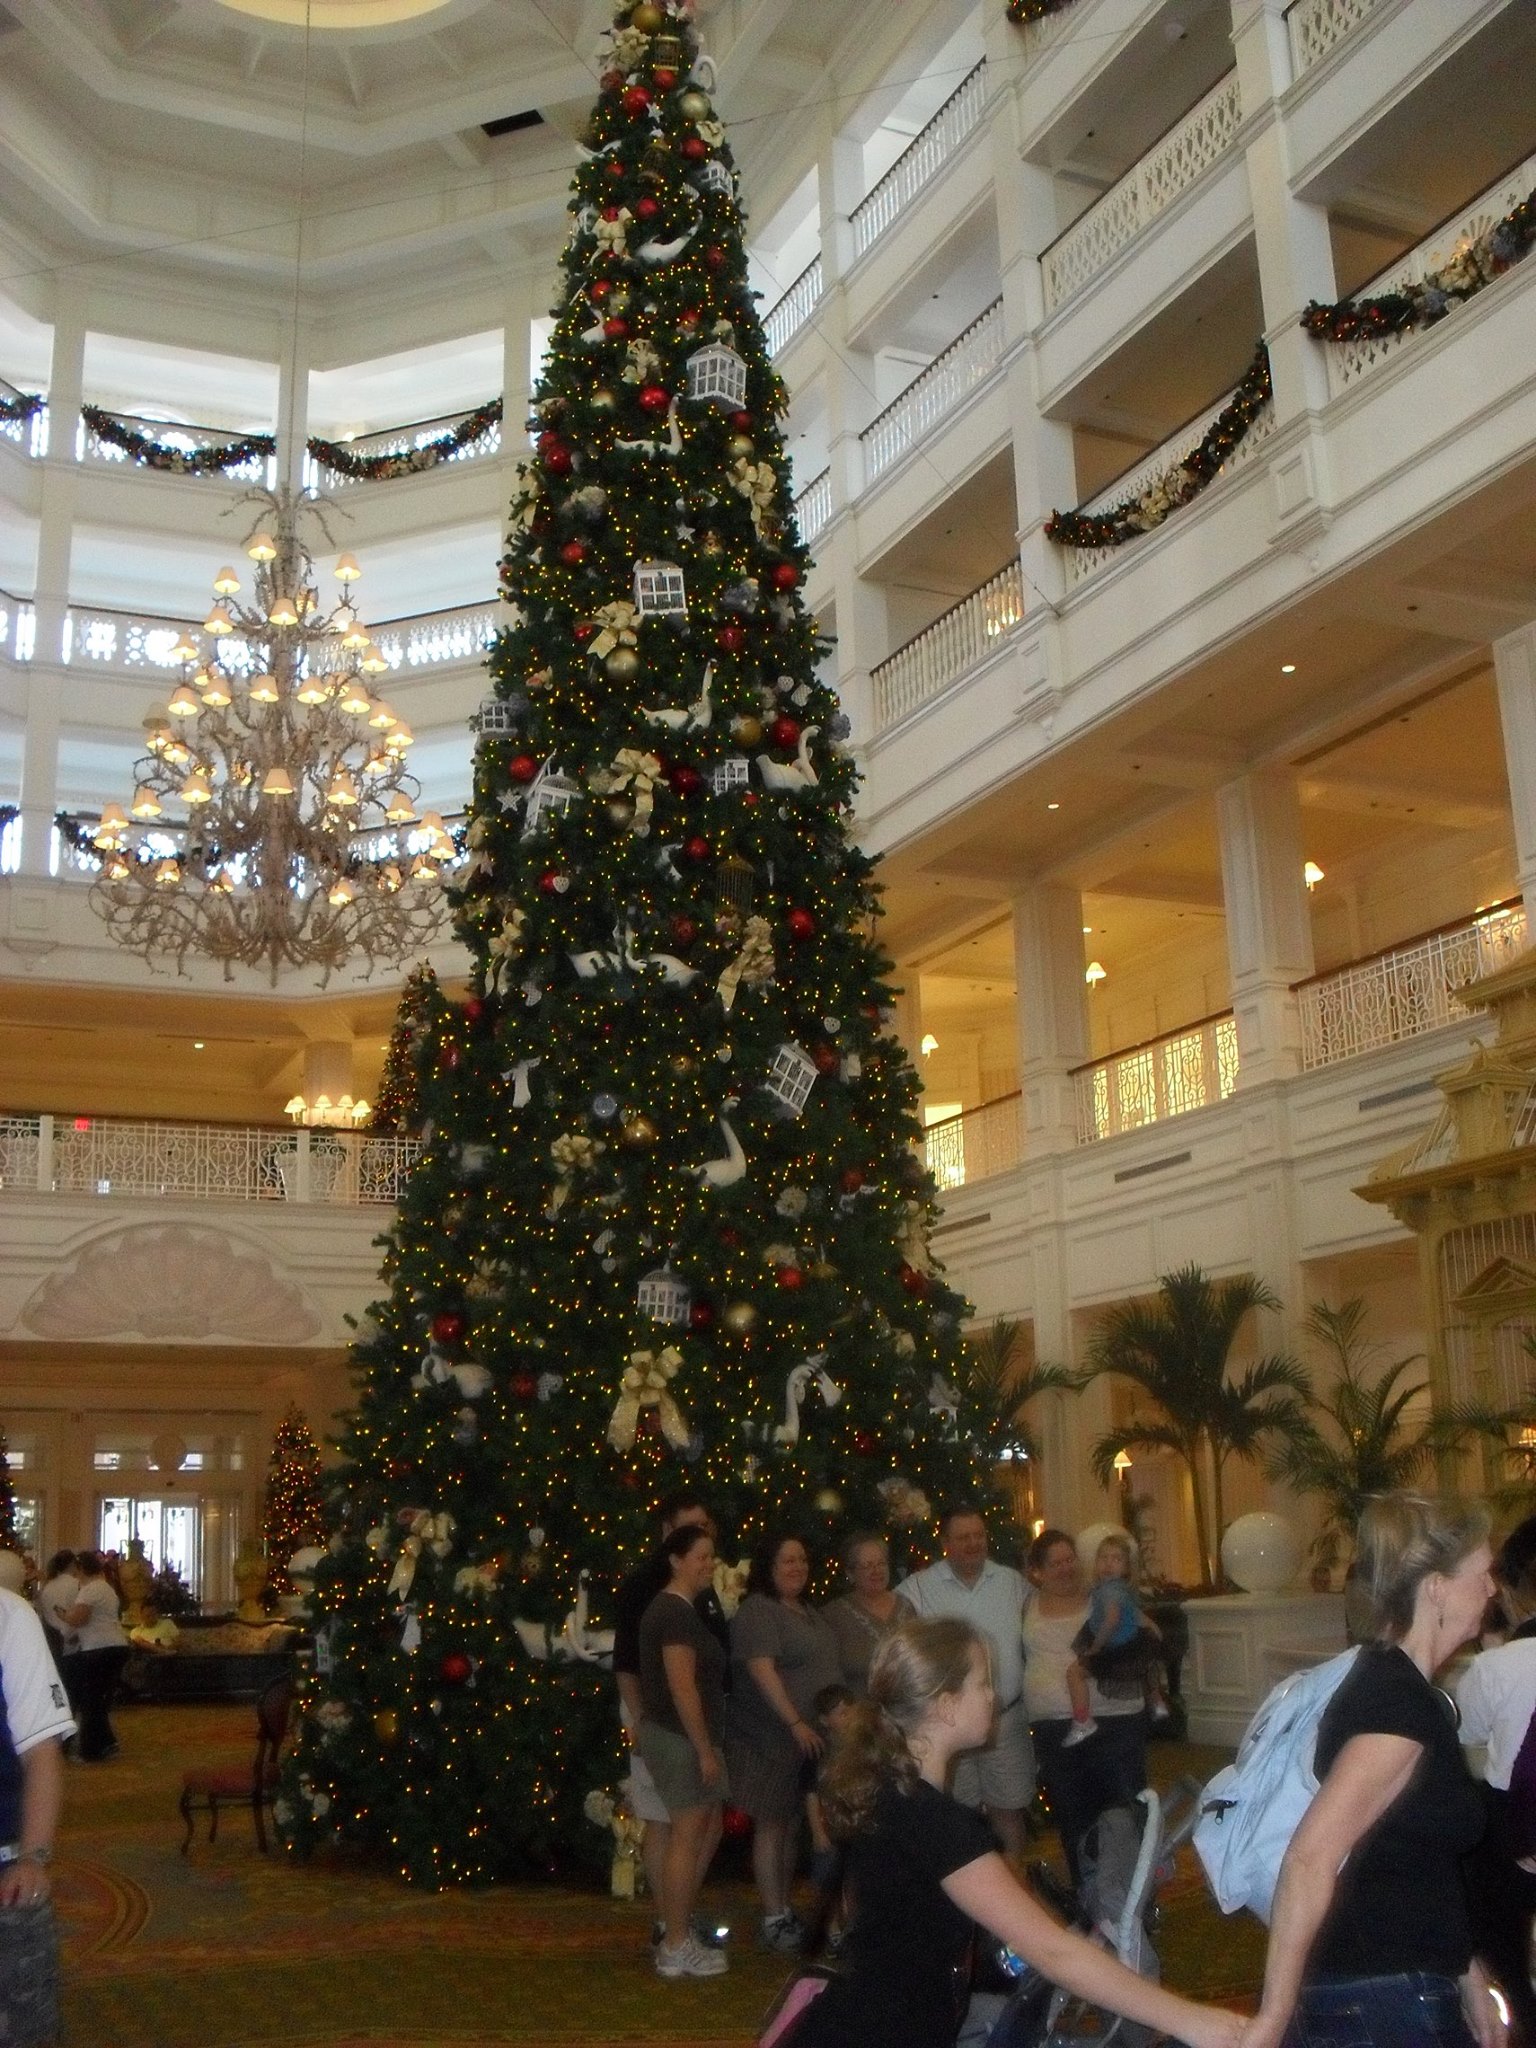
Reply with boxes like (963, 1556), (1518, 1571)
(1183, 1591), (1346, 1747)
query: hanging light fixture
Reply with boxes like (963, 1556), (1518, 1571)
(88, 486), (451, 983)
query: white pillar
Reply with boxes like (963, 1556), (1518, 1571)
(1217, 770), (1315, 1085)
(1013, 880), (1090, 1153)
(501, 270), (543, 456)
(1494, 624), (1536, 906)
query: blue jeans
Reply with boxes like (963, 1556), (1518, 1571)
(1286, 1974), (1475, 2048)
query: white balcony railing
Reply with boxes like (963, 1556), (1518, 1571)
(0, 589), (35, 664)
(793, 468), (832, 545)
(77, 408), (276, 484)
(764, 257), (824, 357)
(851, 61), (988, 260)
(1041, 71), (1243, 313)
(1323, 150), (1536, 393)
(1062, 379), (1278, 588)
(303, 402), (504, 493)
(27, 599), (497, 680)
(872, 561), (1025, 732)
(925, 1092), (1024, 1192)
(0, 1114), (420, 1206)
(1297, 903), (1529, 1070)
(372, 603), (500, 673)
(1287, 0), (1380, 75)
(1075, 1014), (1240, 1144)
(0, 384), (48, 458)
(861, 299), (1006, 484)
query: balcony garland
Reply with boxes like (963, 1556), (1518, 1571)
(1045, 343), (1272, 551)
(305, 398), (503, 483)
(1005, 0), (1074, 20)
(0, 390), (43, 426)
(81, 405), (277, 476)
(1302, 184), (1536, 344)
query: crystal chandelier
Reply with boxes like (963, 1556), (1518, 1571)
(90, 488), (455, 984)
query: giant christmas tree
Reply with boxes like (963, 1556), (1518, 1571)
(280, 0), (987, 1887)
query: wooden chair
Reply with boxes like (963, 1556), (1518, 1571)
(179, 1672), (294, 1854)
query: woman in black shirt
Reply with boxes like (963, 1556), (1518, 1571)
(793, 1616), (1243, 2048)
(1247, 1493), (1501, 2048)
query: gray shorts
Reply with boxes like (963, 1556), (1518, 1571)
(637, 1721), (727, 1815)
(627, 1746), (670, 1825)
(952, 1697), (1036, 1814)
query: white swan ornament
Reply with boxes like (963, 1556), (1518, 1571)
(689, 1097), (747, 1188)
(755, 726), (820, 793)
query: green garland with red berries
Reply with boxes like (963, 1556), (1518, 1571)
(0, 389), (43, 427)
(82, 404), (276, 476)
(1005, 0), (1075, 21)
(307, 400), (503, 483)
(1303, 184), (1536, 345)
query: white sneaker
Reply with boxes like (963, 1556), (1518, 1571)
(655, 1935), (728, 1979)
(1061, 1718), (1098, 1748)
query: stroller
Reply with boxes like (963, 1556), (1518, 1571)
(960, 1777), (1204, 2048)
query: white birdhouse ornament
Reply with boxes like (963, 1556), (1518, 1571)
(521, 761), (583, 840)
(764, 1043), (818, 1119)
(684, 343), (748, 410)
(636, 1263), (692, 1325)
(633, 560), (688, 619)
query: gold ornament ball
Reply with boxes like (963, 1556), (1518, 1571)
(723, 1301), (759, 1335)
(608, 287), (632, 312)
(620, 1112), (659, 1148)
(520, 1548), (544, 1576)
(606, 797), (635, 826)
(699, 530), (724, 557)
(591, 387), (617, 411)
(815, 1488), (843, 1515)
(606, 646), (642, 680)
(678, 87), (712, 119)
(630, 1), (665, 30)
(669, 1052), (696, 1076)
(373, 1707), (400, 1745)
(731, 714), (764, 746)
(810, 1259), (837, 1281)
(728, 434), (755, 459)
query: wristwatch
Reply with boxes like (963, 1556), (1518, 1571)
(0, 1846), (51, 1867)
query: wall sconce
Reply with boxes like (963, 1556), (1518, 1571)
(920, 1033), (939, 1057)
(1085, 960), (1106, 986)
(1304, 860), (1325, 890)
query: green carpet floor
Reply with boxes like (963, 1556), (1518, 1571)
(51, 1703), (1262, 2047)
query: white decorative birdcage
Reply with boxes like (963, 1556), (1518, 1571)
(764, 1042), (818, 1118)
(521, 760), (583, 840)
(695, 161), (734, 199)
(637, 1263), (691, 1325)
(709, 757), (750, 796)
(684, 343), (748, 409)
(633, 559), (688, 619)
(471, 697), (520, 741)
(714, 853), (755, 915)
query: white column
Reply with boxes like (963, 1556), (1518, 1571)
(1217, 769), (1315, 1085)
(1494, 624), (1536, 907)
(1013, 880), (1090, 1153)
(501, 270), (543, 457)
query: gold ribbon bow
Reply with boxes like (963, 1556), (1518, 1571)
(588, 601), (640, 660)
(608, 1346), (690, 1452)
(717, 913), (775, 1012)
(453, 1563), (500, 1599)
(549, 1130), (604, 1210)
(487, 908), (527, 985)
(695, 118), (725, 148)
(608, 23), (649, 69)
(385, 1509), (456, 1600)
(589, 747), (663, 829)
(593, 206), (632, 259)
(730, 456), (778, 533)
(509, 467), (540, 530)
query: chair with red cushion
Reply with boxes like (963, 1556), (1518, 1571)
(178, 1673), (294, 1854)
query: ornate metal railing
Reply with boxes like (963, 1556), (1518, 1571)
(76, 408), (276, 482)
(1074, 1013), (1240, 1143)
(871, 561), (1025, 731)
(1297, 902), (1529, 1069)
(0, 1113), (420, 1206)
(1286, 0), (1380, 74)
(302, 401), (504, 492)
(1322, 150), (1536, 392)
(764, 257), (824, 357)
(924, 1092), (1024, 1191)
(1062, 378), (1277, 587)
(851, 61), (989, 258)
(1041, 72), (1243, 313)
(793, 468), (832, 544)
(861, 299), (1006, 483)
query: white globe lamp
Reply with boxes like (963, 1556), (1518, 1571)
(1220, 1511), (1302, 1593)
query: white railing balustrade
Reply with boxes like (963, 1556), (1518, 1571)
(49, 600), (497, 680)
(0, 1113), (420, 1206)
(793, 468), (832, 544)
(1287, 0), (1380, 74)
(1062, 382), (1277, 588)
(373, 603), (500, 672)
(77, 409), (276, 484)
(764, 257), (824, 357)
(862, 300), (1005, 483)
(0, 590), (36, 664)
(851, 61), (988, 259)
(304, 402), (503, 493)
(1297, 903), (1529, 1069)
(1075, 1014), (1239, 1143)
(0, 386), (48, 458)
(1041, 72), (1243, 313)
(925, 1093), (1024, 1192)
(1324, 151), (1536, 392)
(872, 561), (1025, 731)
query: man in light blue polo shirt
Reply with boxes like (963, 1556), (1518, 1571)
(897, 1502), (1034, 1857)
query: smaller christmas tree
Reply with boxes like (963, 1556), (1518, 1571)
(0, 1424), (17, 1551)
(371, 963), (441, 1135)
(263, 1407), (326, 1594)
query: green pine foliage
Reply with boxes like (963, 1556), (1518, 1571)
(371, 962), (439, 1135)
(280, 0), (984, 1888)
(263, 1406), (327, 1595)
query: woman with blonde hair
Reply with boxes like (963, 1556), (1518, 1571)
(1244, 1493), (1501, 2048)
(788, 1616), (1244, 2048)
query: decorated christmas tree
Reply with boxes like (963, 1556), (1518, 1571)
(370, 962), (440, 1135)
(280, 0), (986, 1887)
(263, 1406), (326, 1594)
(0, 1424), (16, 1551)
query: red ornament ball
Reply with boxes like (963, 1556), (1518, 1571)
(852, 1429), (877, 1457)
(770, 562), (800, 591)
(439, 1046), (462, 1072)
(431, 1310), (466, 1347)
(770, 715), (801, 749)
(590, 279), (612, 300)
(682, 136), (709, 162)
(538, 869), (565, 896)
(811, 1043), (841, 1076)
(839, 1166), (866, 1193)
(538, 437), (571, 476)
(622, 84), (652, 115)
(669, 764), (702, 796)
(677, 308), (701, 329)
(704, 246), (726, 269)
(688, 1300), (716, 1331)
(558, 539), (588, 567)
(683, 834), (711, 863)
(603, 315), (630, 340)
(440, 1652), (473, 1686)
(463, 996), (486, 1026)
(606, 160), (625, 179)
(508, 754), (539, 784)
(573, 620), (597, 641)
(601, 204), (622, 223)
(730, 410), (753, 432)
(670, 915), (698, 947)
(786, 907), (816, 941)
(741, 791), (760, 808)
(635, 195), (660, 219)
(638, 383), (671, 414)
(898, 1262), (930, 1297)
(511, 1370), (539, 1402)
(716, 623), (746, 654)
(719, 1225), (742, 1249)
(653, 66), (677, 90)
(775, 1264), (804, 1291)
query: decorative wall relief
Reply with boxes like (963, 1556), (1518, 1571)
(21, 1223), (322, 1342)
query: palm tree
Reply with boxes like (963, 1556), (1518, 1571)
(953, 1317), (1083, 1471)
(1084, 1265), (1313, 1590)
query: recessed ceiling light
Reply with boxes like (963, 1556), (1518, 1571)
(1047, 801), (1060, 811)
(193, 1040), (205, 1050)
(1281, 663), (1296, 674)
(1083, 925), (1093, 934)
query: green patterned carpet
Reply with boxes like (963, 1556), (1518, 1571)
(52, 1704), (1261, 2046)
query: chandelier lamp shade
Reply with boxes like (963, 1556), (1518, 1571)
(88, 488), (454, 984)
